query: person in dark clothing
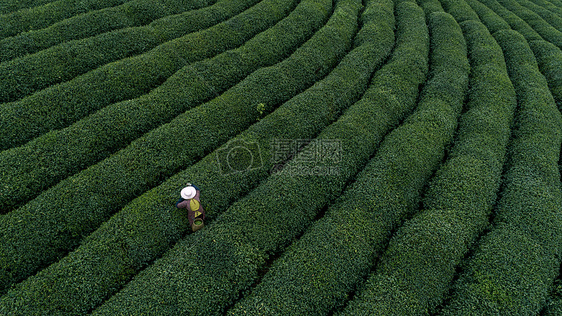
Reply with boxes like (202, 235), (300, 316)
(176, 183), (206, 231)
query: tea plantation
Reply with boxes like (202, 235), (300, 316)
(1, 0), (562, 314)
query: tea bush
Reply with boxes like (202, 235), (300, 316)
(0, 0), (267, 153)
(477, 0), (562, 102)
(0, 0), (57, 15)
(337, 19), (516, 315)
(438, 0), (480, 22)
(526, 0), (562, 16)
(0, 0), (225, 63)
(1, 0), (561, 313)
(0, 0), (287, 212)
(0, 0), (349, 297)
(226, 10), (467, 316)
(529, 39), (562, 110)
(0, 0), (131, 38)
(479, 0), (542, 40)
(440, 29), (562, 316)
(0, 0), (286, 104)
(514, 0), (562, 31)
(543, 279), (562, 315)
(497, 0), (562, 47)
(327, 11), (468, 315)
(91, 1), (429, 314)
(417, 0), (444, 16)
(465, 0), (511, 33)
(0, 1), (393, 313)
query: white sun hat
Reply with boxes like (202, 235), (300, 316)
(181, 186), (196, 199)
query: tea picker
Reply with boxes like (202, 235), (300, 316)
(176, 183), (205, 232)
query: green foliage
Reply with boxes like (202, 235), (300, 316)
(496, 0), (562, 47)
(526, 0), (562, 17)
(427, 21), (516, 212)
(545, 0), (562, 10)
(0, 0), (131, 38)
(0, 0), (302, 217)
(529, 39), (562, 110)
(438, 0), (480, 22)
(333, 11), (468, 316)
(89, 1), (428, 315)
(443, 223), (559, 315)
(0, 0), (279, 105)
(514, 0), (562, 32)
(417, 0), (444, 16)
(478, 0), (543, 40)
(543, 279), (562, 315)
(0, 0), (295, 151)
(1, 0), (561, 312)
(256, 102), (266, 120)
(0, 0), (226, 63)
(551, 0), (562, 8)
(0, 1), (387, 312)
(440, 29), (562, 316)
(353, 0), (395, 47)
(465, 0), (511, 33)
(0, 0), (56, 15)
(92, 2), (427, 313)
(0, 0), (354, 300)
(0, 0), (286, 213)
(337, 19), (516, 315)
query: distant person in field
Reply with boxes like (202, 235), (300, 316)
(176, 183), (206, 231)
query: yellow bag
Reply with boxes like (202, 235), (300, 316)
(190, 199), (201, 217)
(189, 199), (200, 210)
